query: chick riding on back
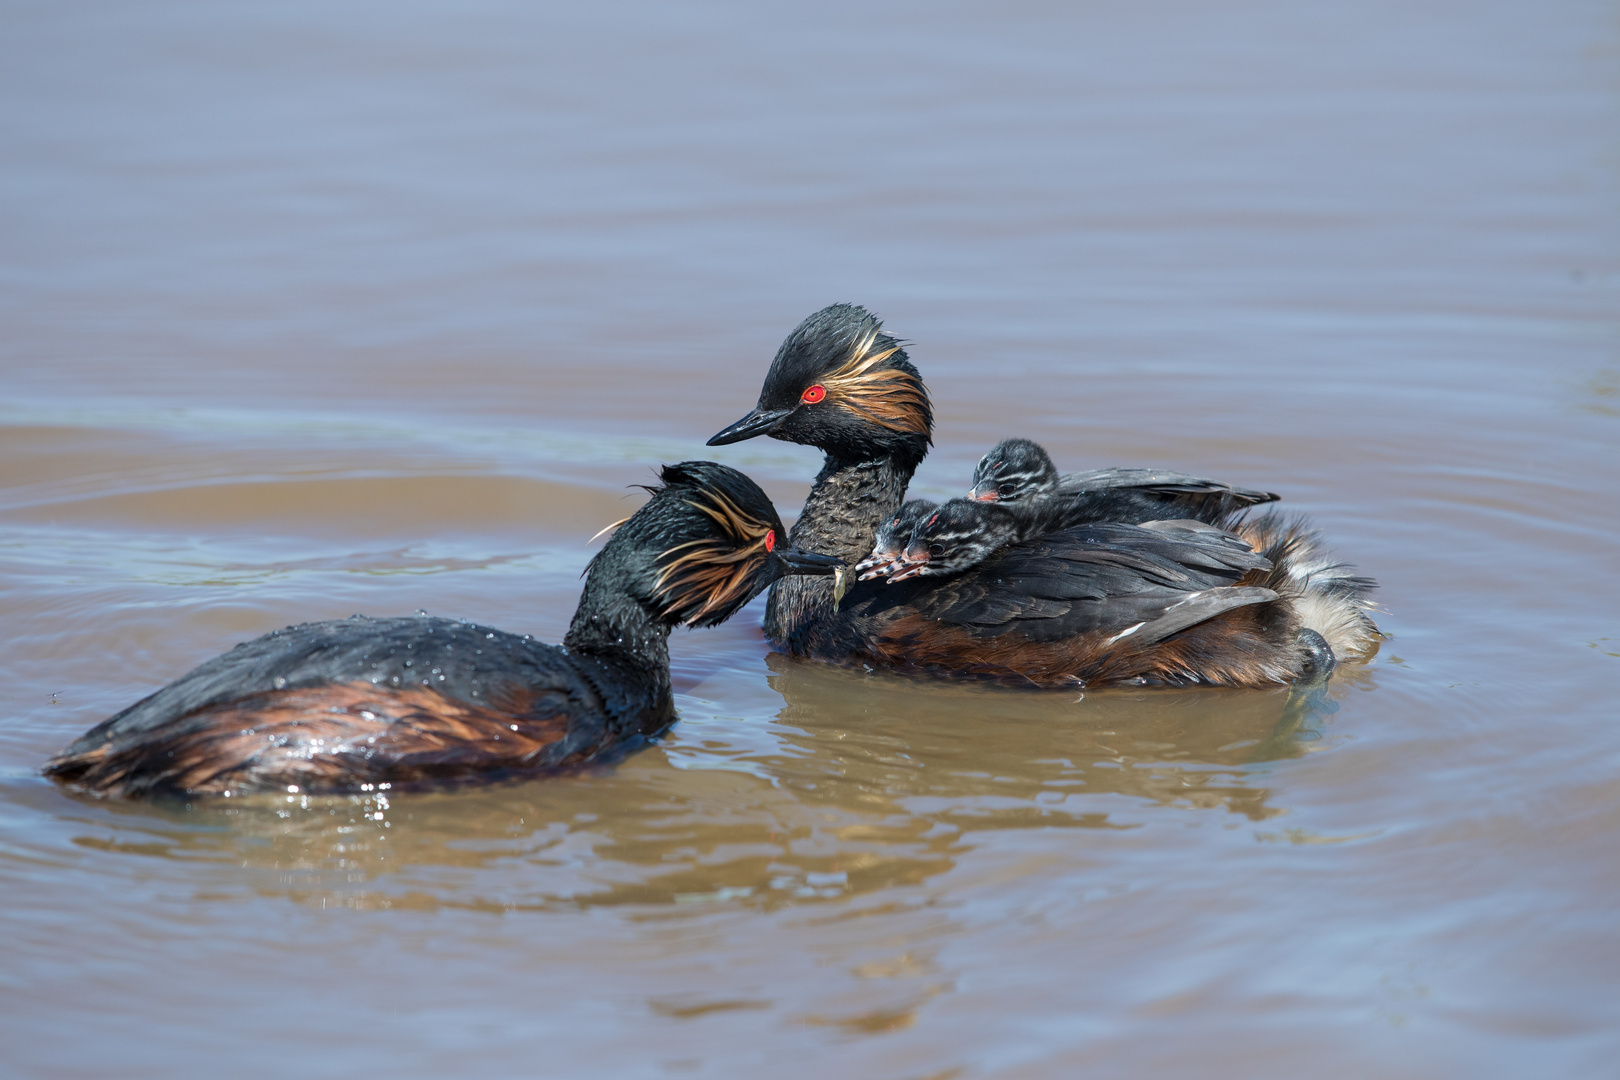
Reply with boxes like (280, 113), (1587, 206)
(970, 437), (1279, 528)
(854, 498), (940, 580)
(709, 304), (1379, 687)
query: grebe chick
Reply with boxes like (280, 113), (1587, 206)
(887, 498), (1024, 581)
(883, 446), (1264, 583)
(855, 499), (938, 580)
(970, 437), (1279, 526)
(708, 304), (1379, 687)
(969, 437), (1062, 503)
(45, 462), (841, 800)
(885, 499), (1258, 584)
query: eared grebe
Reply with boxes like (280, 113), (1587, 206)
(45, 462), (840, 799)
(707, 304), (1379, 687)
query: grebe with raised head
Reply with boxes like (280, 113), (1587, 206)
(708, 304), (1378, 687)
(45, 462), (840, 799)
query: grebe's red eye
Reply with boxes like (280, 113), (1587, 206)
(800, 384), (826, 404)
(764, 529), (776, 552)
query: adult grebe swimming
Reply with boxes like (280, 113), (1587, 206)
(708, 304), (1378, 687)
(45, 462), (840, 799)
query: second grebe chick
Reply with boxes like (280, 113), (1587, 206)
(970, 437), (1279, 526)
(887, 498), (1024, 581)
(855, 498), (939, 580)
(970, 437), (1063, 503)
(44, 462), (841, 800)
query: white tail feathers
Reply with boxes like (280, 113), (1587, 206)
(1236, 513), (1382, 662)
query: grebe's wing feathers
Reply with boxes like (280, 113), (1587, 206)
(905, 522), (1276, 645)
(1134, 518), (1275, 557)
(1058, 468), (1279, 507)
(46, 617), (606, 797)
(66, 616), (582, 746)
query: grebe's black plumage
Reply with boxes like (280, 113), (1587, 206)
(708, 305), (1380, 688)
(877, 517), (1281, 648)
(45, 462), (840, 799)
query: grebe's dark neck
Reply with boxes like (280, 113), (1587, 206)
(764, 452), (916, 644)
(563, 570), (674, 730)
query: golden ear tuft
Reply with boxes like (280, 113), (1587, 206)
(817, 332), (929, 437)
(651, 487), (779, 625)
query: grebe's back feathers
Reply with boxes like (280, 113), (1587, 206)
(45, 461), (842, 798)
(867, 520), (1276, 645)
(1059, 467), (1278, 506)
(45, 617), (613, 798)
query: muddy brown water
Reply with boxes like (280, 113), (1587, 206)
(3, 1), (1618, 1077)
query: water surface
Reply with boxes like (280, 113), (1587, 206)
(3, 1), (1618, 1077)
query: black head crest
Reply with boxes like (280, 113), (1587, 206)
(646, 463), (787, 627)
(711, 304), (934, 467)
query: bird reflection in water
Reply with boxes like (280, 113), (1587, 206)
(57, 663), (1366, 912)
(756, 653), (1356, 827)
